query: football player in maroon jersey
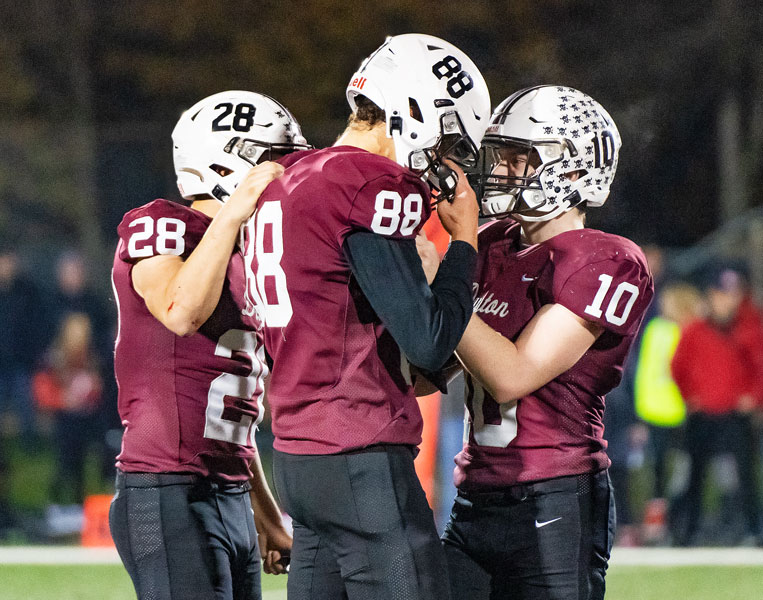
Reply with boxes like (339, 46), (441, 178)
(435, 86), (654, 600)
(109, 91), (309, 600)
(240, 34), (490, 599)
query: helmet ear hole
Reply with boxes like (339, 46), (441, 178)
(409, 98), (424, 123)
(565, 169), (586, 182)
(209, 164), (234, 177)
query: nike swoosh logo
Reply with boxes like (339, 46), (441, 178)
(521, 274), (537, 282)
(535, 517), (562, 528)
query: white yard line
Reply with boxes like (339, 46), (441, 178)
(0, 546), (762, 567)
(0, 546), (121, 565)
(610, 547), (763, 566)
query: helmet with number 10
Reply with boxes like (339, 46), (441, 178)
(346, 33), (491, 199)
(475, 85), (622, 222)
(172, 90), (310, 202)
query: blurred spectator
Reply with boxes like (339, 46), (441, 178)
(0, 249), (44, 441)
(633, 282), (702, 543)
(49, 251), (113, 357)
(670, 264), (763, 545)
(32, 313), (103, 505)
(605, 244), (671, 546)
(47, 251), (117, 481)
(602, 344), (640, 545)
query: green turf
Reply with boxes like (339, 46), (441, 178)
(606, 566), (763, 600)
(1, 564), (762, 599)
(0, 565), (289, 600)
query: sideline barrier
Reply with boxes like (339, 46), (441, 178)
(414, 392), (441, 507)
(81, 494), (115, 548)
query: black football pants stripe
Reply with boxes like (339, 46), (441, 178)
(109, 475), (261, 600)
(273, 445), (451, 600)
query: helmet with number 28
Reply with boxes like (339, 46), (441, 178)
(346, 34), (490, 200)
(172, 90), (310, 202)
(474, 85), (622, 222)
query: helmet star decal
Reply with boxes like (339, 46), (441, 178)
(471, 85), (621, 222)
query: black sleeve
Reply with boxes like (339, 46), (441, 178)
(343, 232), (476, 372)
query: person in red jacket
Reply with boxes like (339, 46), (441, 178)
(670, 264), (762, 545)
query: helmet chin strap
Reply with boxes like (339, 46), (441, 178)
(211, 184), (231, 202)
(434, 162), (458, 201)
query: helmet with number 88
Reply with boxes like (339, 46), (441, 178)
(172, 90), (310, 201)
(346, 34), (490, 199)
(474, 85), (622, 222)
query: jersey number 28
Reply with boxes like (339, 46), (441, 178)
(204, 329), (266, 446)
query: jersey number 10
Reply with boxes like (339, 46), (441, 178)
(584, 273), (640, 326)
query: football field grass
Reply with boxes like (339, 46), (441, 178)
(1, 552), (762, 599)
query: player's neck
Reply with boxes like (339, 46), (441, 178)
(520, 210), (585, 245)
(334, 123), (396, 161)
(190, 199), (222, 218)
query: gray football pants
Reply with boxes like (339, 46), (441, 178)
(273, 445), (451, 600)
(109, 470), (261, 600)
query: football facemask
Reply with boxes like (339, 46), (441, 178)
(408, 112), (480, 202)
(345, 34), (490, 201)
(473, 85), (621, 222)
(474, 137), (572, 219)
(172, 91), (311, 201)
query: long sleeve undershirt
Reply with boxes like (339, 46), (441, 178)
(343, 232), (476, 373)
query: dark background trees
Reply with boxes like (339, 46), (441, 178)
(3, 0), (763, 290)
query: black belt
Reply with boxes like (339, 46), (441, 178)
(342, 443), (417, 457)
(116, 469), (251, 493)
(458, 471), (602, 506)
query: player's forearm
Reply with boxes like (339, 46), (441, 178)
(345, 234), (476, 372)
(459, 305), (601, 403)
(456, 315), (556, 403)
(404, 241), (476, 370)
(456, 314), (526, 403)
(249, 453), (285, 536)
(448, 228), (478, 252)
(159, 210), (242, 335)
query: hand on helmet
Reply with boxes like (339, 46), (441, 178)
(435, 160), (478, 250)
(223, 162), (285, 224)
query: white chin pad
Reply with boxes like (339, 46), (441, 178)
(481, 192), (516, 217)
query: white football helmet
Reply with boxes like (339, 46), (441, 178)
(346, 33), (490, 200)
(474, 85), (622, 221)
(172, 90), (310, 201)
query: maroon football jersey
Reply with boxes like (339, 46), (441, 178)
(454, 220), (653, 491)
(241, 146), (432, 454)
(112, 199), (266, 482)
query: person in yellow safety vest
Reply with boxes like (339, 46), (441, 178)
(634, 316), (686, 428)
(633, 282), (704, 543)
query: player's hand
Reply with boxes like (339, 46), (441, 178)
(258, 524), (292, 575)
(223, 161), (285, 224)
(416, 231), (440, 284)
(435, 160), (478, 250)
